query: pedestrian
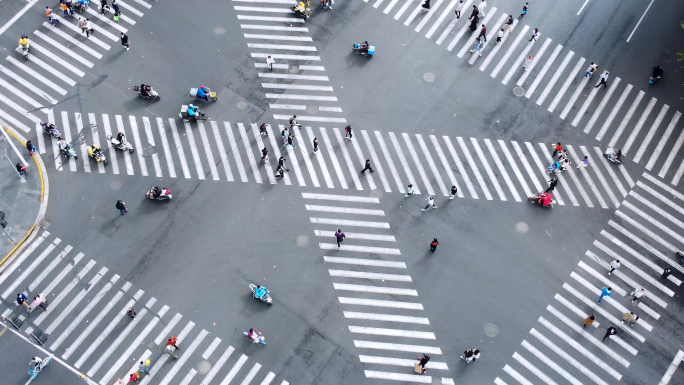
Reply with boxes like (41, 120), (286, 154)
(595, 71), (609, 88)
(129, 372), (140, 382)
(603, 326), (616, 342)
(558, 149), (568, 161)
(544, 177), (558, 193)
(84, 18), (95, 35)
(449, 185), (458, 199)
(621, 311), (639, 326)
(559, 158), (571, 171)
(477, 0), (486, 17)
(468, 4), (479, 21)
(66, 0), (75, 16)
(505, 14), (514, 33)
(420, 0), (430, 12)
(607, 259), (620, 275)
(289, 115), (300, 129)
(422, 196), (437, 211)
(585, 62), (598, 78)
(259, 123), (269, 136)
(167, 336), (180, 350)
(469, 36), (484, 57)
(259, 147), (269, 164)
(405, 184), (414, 197)
(45, 6), (52, 19)
(121, 32), (130, 50)
(60, 2), (69, 16)
(312, 137), (319, 153)
(17, 293), (30, 309)
(286, 135), (294, 148)
(582, 315), (595, 328)
(266, 55), (274, 72)
(469, 15), (479, 32)
(127, 307), (136, 319)
(520, 2), (529, 18)
(551, 142), (562, 157)
(429, 238), (439, 252)
(49, 11), (60, 26)
(496, 28), (505, 43)
(275, 164), (285, 178)
(16, 163), (27, 176)
(528, 28), (539, 41)
(100, 0), (110, 14)
(360, 159), (374, 173)
(523, 55), (533, 70)
(78, 17), (88, 36)
(139, 360), (150, 374)
(417, 353), (430, 373)
(630, 288), (645, 303)
(597, 286), (612, 304)
(30, 294), (47, 312)
(660, 267), (672, 280)
(281, 126), (289, 143)
(577, 156), (589, 168)
(461, 348), (480, 363)
(344, 125), (353, 140)
(334, 229), (345, 247)
(116, 200), (127, 215)
(26, 140), (36, 156)
(454, 0), (464, 18)
(478, 24), (487, 41)
(112, 0), (120, 16)
(278, 156), (289, 172)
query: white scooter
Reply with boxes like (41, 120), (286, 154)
(106, 135), (135, 153)
(146, 187), (172, 200)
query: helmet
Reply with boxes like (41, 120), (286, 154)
(200, 85), (205, 90)
(21, 33), (28, 39)
(189, 104), (195, 108)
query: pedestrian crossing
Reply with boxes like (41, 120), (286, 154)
(0, 0), (154, 133)
(495, 171), (684, 385)
(358, 0), (684, 186)
(36, 112), (633, 209)
(301, 192), (454, 384)
(0, 231), (289, 385)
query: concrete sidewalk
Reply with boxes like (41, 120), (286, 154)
(0, 124), (48, 265)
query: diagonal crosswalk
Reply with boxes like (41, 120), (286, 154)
(0, 231), (289, 385)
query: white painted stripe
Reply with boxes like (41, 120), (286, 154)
(416, 134), (447, 195)
(158, 330), (209, 385)
(247, 34), (313, 42)
(672, 152), (684, 185)
(376, 131), (405, 193)
(414, 0), (444, 32)
(179, 369), (197, 385)
(49, 111), (61, 170)
(339, 297), (423, 310)
(317, 230), (393, 241)
(468, 11), (506, 65)
(536, 50), (574, 105)
(334, 283), (416, 296)
(35, 123), (45, 154)
(0, 76), (49, 113)
(365, 371), (431, 383)
(634, 104), (669, 163)
(498, 140), (531, 197)
(471, 138), (506, 200)
(511, 141), (543, 193)
(143, 117), (163, 177)
(445, 14), (472, 51)
(651, 111), (682, 172)
(329, 269), (411, 282)
(32, 30), (95, 68)
(110, 0), (145, 16)
(320, 126), (348, 188)
(435, 0), (473, 44)
(609, 219), (684, 274)
(361, 130), (388, 191)
(242, 24), (308, 32)
(485, 139), (521, 201)
(310, 217), (390, 229)
(394, 0), (415, 20)
(325, 256), (405, 268)
(333, 127), (362, 190)
(250, 44), (317, 52)
(490, 25), (530, 78)
(0, 91), (42, 124)
(307, 204), (383, 215)
(457, 137), (491, 199)
(583, 77), (621, 131)
(225, 122), (248, 182)
(320, 243), (400, 254)
(637, 178), (684, 218)
(622, 97), (658, 153)
(2, 238), (61, 298)
(549, 57), (586, 113)
(579, 146), (618, 207)
(606, 90), (645, 146)
(139, 322), (195, 385)
(319, 106), (343, 112)
(85, 7), (129, 31)
(658, 350), (684, 385)
(400, 133), (433, 195)
(156, 118), (176, 178)
(291, 125), (317, 186)
(260, 74), (327, 81)
(240, 363), (262, 385)
(6, 56), (68, 94)
(42, 22), (103, 58)
(619, 204), (684, 249)
(383, 0), (401, 13)
(153, 312), (182, 345)
(521, 340), (583, 385)
(350, 326), (434, 339)
(554, 293), (599, 328)
(349, 130), (376, 190)
(265, 93), (337, 101)
(501, 27), (537, 84)
(356, 341), (441, 354)
(101, 115), (119, 175)
(494, 379), (508, 385)
(360, 355), (447, 370)
(196, 121), (218, 180)
(201, 347), (235, 385)
(593, 147), (627, 197)
(444, 136), (476, 198)
(238, 122), (262, 183)
(129, 116), (147, 176)
(425, 0), (459, 38)
(577, 259), (626, 296)
(61, 111), (77, 171)
(260, 372), (276, 385)
(644, 171), (684, 199)
(251, 53), (318, 60)
(183, 121), (205, 179)
(430, 135), (462, 197)
(202, 337), (222, 360)
(45, 266), (106, 334)
(234, 5), (295, 12)
(270, 104), (307, 110)
(534, 143), (571, 206)
(525, 44), (562, 98)
(478, 18), (517, 70)
(457, 9), (497, 58)
(90, 0), (136, 23)
(265, 125), (291, 185)
(0, 64), (59, 103)
(34, 258), (96, 325)
(306, 126), (334, 188)
(566, 77), (600, 124)
(116, 115), (133, 175)
(503, 364), (533, 385)
(233, 0), (294, 2)
(251, 123), (275, 184)
(516, 38), (551, 86)
(274, 115), (346, 123)
(345, 312), (428, 324)
(595, 84), (632, 140)
(130, 0), (152, 8)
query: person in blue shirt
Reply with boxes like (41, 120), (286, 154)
(255, 285), (268, 300)
(187, 104), (199, 118)
(196, 86), (209, 101)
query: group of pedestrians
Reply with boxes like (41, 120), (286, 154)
(46, 0), (131, 50)
(16, 292), (48, 312)
(466, 1), (534, 58)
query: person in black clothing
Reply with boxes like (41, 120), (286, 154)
(417, 354), (430, 373)
(360, 159), (373, 173)
(545, 177), (558, 193)
(312, 137), (319, 153)
(468, 4), (479, 20)
(260, 148), (268, 164)
(469, 16), (479, 32)
(429, 238), (439, 252)
(278, 156), (289, 171)
(603, 326), (616, 341)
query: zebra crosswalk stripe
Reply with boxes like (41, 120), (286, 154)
(225, 122), (248, 182)
(525, 142), (565, 205)
(593, 147), (627, 198)
(157, 118), (177, 178)
(42, 22), (103, 59)
(332, 127), (363, 190)
(457, 9), (497, 59)
(511, 141), (542, 194)
(582, 77), (621, 131)
(416, 134), (447, 196)
(425, 0), (458, 38)
(307, 126), (334, 188)
(129, 116), (148, 176)
(320, 127), (348, 189)
(252, 123), (276, 184)
(102, 114), (120, 175)
(265, 125), (291, 185)
(607, 90), (644, 147)
(60, 111), (77, 171)
(524, 44), (562, 98)
(471, 137), (506, 200)
(430, 135), (462, 197)
(33, 30), (94, 68)
(114, 115), (133, 175)
(29, 41), (85, 77)
(74, 113), (91, 173)
(647, 110), (680, 171)
(501, 27), (535, 85)
(490, 25), (529, 79)
(239, 122), (263, 184)
(88, 113), (105, 173)
(0, 63), (60, 103)
(505, 360), (537, 385)
(351, 131), (377, 190)
(183, 121), (205, 180)
(144, 116), (163, 178)
(291, 126), (319, 187)
(548, 57), (586, 113)
(362, 130), (388, 192)
(497, 140), (531, 198)
(375, 131), (405, 193)
(7, 56), (68, 94)
(516, 38), (551, 86)
(537, 50), (573, 106)
(457, 136), (490, 199)
(389, 132), (420, 194)
(485, 139), (521, 202)
(623, 97), (658, 154)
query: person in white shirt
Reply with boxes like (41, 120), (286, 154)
(608, 259), (620, 275)
(477, 0), (486, 16)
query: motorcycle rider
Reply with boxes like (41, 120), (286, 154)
(358, 41), (369, 54)
(139, 84), (151, 97)
(255, 285), (268, 300)
(19, 34), (29, 52)
(58, 138), (71, 152)
(652, 65), (663, 80)
(16, 163), (27, 175)
(187, 104), (200, 119)
(196, 85), (209, 101)
(30, 357), (43, 371)
(150, 186), (161, 198)
(89, 145), (103, 160)
(294, 1), (307, 15)
(248, 328), (261, 341)
(116, 131), (126, 145)
(535, 192), (552, 206)
(41, 121), (58, 136)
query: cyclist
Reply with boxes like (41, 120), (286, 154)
(30, 357), (43, 372)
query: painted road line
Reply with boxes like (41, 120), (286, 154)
(251, 53), (319, 61)
(339, 297), (423, 310)
(109, 0), (145, 16)
(183, 121), (205, 180)
(102, 115), (119, 175)
(260, 372), (276, 385)
(167, 119), (190, 178)
(141, 117), (162, 177)
(516, 38), (551, 86)
(1, 237), (61, 298)
(155, 118), (176, 178)
(238, 122), (262, 184)
(620, 203), (684, 247)
(320, 243), (400, 254)
(328, 269), (412, 282)
(595, 84), (632, 140)
(490, 25), (530, 79)
(362, 130), (389, 192)
(265, 125), (292, 185)
(570, 271), (643, 323)
(486, 139), (522, 201)
(355, 341), (441, 354)
(324, 256), (405, 268)
(457, 9), (497, 59)
(644, 171), (684, 201)
(6, 56), (68, 94)
(494, 378), (508, 385)
(334, 283), (417, 296)
(248, 34), (313, 42)
(306, 126), (334, 188)
(240, 363), (262, 385)
(360, 355), (448, 369)
(501, 27), (536, 85)
(265, 93), (337, 101)
(425, 0), (459, 38)
(88, 1), (136, 24)
(62, 282), (132, 359)
(413, 0), (445, 32)
(320, 127), (347, 188)
(202, 337), (222, 360)
(634, 104), (669, 163)
(351, 130), (377, 190)
(128, 116), (147, 176)
(383, 0), (401, 13)
(315, 230), (394, 241)
(479, 18), (517, 71)
(446, 14), (472, 51)
(84, 6), (129, 31)
(0, 77), (50, 113)
(608, 220), (684, 274)
(179, 369), (197, 385)
(45, 266), (107, 334)
(431, 135), (462, 197)
(153, 312), (182, 346)
(242, 24), (308, 33)
(671, 146), (684, 185)
(435, 0), (469, 44)
(394, 0), (414, 20)
(263, 84), (331, 92)
(566, 75), (600, 123)
(49, 112), (62, 170)
(319, 106), (343, 112)
(225, 122), (248, 182)
(139, 321), (195, 385)
(580, 146), (618, 207)
(554, 293), (599, 328)
(416, 134), (446, 196)
(196, 121), (218, 180)
(503, 364), (533, 385)
(61, 111), (77, 171)
(349, 326), (435, 339)
(158, 330), (209, 385)
(201, 346), (235, 385)
(35, 123), (46, 154)
(577, 258), (627, 296)
(658, 350), (684, 385)
(638, 179), (684, 216)
(512, 141), (544, 193)
(532, 143), (568, 206)
(525, 44), (562, 98)
(629, 190), (684, 237)
(457, 137), (491, 199)
(593, 147), (627, 197)
(33, 259), (96, 326)
(471, 138), (506, 199)
(365, 371), (431, 383)
(498, 140), (531, 197)
(250, 43), (317, 52)
(469, 12), (506, 66)
(345, 312), (428, 324)
(376, 131), (405, 193)
(622, 97), (657, 153)
(548, 57), (586, 113)
(0, 92), (42, 125)
(310, 217), (390, 229)
(42, 22), (103, 58)
(220, 354), (250, 385)
(606, 90), (645, 147)
(130, 0), (152, 8)
(521, 340), (583, 385)
(292, 126), (319, 187)
(536, 50), (574, 106)
(583, 77), (621, 131)
(282, 129), (310, 186)
(442, 137), (476, 197)
(33, 30), (94, 68)
(649, 111), (681, 171)
(114, 115), (133, 175)
(234, 5), (295, 12)
(251, 123), (275, 184)
(0, 63), (60, 102)
(332, 127), (363, 190)
(660, 119), (684, 180)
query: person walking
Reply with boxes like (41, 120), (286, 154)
(139, 360), (150, 374)
(595, 71), (609, 88)
(312, 137), (319, 153)
(478, 24), (487, 41)
(603, 326), (616, 342)
(78, 17), (89, 37)
(405, 184), (414, 197)
(344, 125), (353, 140)
(129, 373), (140, 382)
(577, 156), (589, 168)
(551, 142), (562, 157)
(121, 32), (130, 50)
(281, 126), (290, 143)
(429, 238), (439, 252)
(468, 4), (479, 21)
(60, 2), (69, 16)
(259, 123), (269, 136)
(505, 14), (514, 34)
(523, 55), (533, 70)
(266, 55), (274, 72)
(30, 294), (47, 312)
(334, 229), (345, 247)
(461, 349), (481, 363)
(477, 0), (487, 17)
(167, 336), (181, 350)
(65, 0), (75, 16)
(660, 267), (672, 280)
(278, 156), (289, 172)
(286, 134), (294, 148)
(545, 177), (558, 193)
(100, 0), (110, 14)
(607, 259), (620, 275)
(360, 159), (374, 173)
(275, 164), (285, 178)
(630, 288), (645, 303)
(558, 149), (568, 161)
(597, 287), (612, 303)
(127, 307), (136, 319)
(116, 200), (127, 215)
(449, 185), (458, 199)
(496, 28), (505, 43)
(585, 62), (598, 78)
(469, 36), (484, 57)
(416, 354), (430, 373)
(422, 196), (437, 211)
(289, 115), (300, 129)
(528, 28), (539, 41)
(85, 18), (95, 36)
(582, 315), (595, 328)
(454, 0), (464, 18)
(17, 293), (30, 310)
(112, 0), (121, 16)
(26, 140), (36, 156)
(621, 311), (639, 326)
(259, 147), (269, 164)
(520, 2), (529, 18)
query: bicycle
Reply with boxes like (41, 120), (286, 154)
(28, 357), (52, 379)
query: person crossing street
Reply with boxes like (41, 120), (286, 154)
(334, 229), (345, 247)
(422, 196), (437, 211)
(360, 159), (373, 173)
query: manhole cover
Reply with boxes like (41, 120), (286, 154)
(214, 27), (226, 36)
(296, 234), (309, 247)
(38, 220), (49, 229)
(237, 100), (248, 110)
(306, 105), (319, 115)
(423, 72), (435, 83)
(143, 145), (156, 157)
(515, 221), (529, 233)
(197, 360), (212, 375)
(110, 179), (123, 191)
(289, 65), (299, 74)
(513, 86), (525, 96)
(484, 323), (498, 337)
(370, 189), (383, 200)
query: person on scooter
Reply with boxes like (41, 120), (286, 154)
(187, 104), (199, 119)
(30, 357), (43, 371)
(116, 131), (126, 145)
(196, 86), (209, 101)
(542, 192), (552, 206)
(612, 149), (622, 162)
(248, 328), (261, 341)
(19, 34), (29, 51)
(359, 41), (369, 54)
(652, 65), (663, 80)
(58, 138), (71, 152)
(90, 145), (103, 159)
(151, 186), (161, 198)
(255, 285), (268, 300)
(42, 122), (57, 136)
(16, 163), (27, 175)
(139, 84), (151, 97)
(294, 1), (306, 15)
